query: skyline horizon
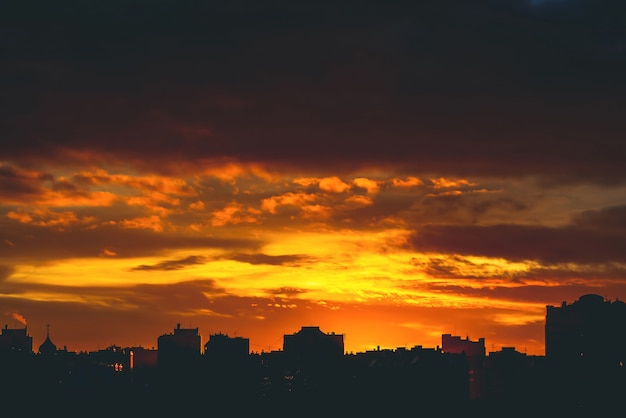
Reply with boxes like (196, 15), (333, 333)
(6, 291), (619, 356)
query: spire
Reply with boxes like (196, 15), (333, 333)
(39, 323), (57, 356)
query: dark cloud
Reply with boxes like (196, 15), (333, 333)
(0, 164), (51, 200)
(266, 287), (308, 297)
(226, 253), (311, 266)
(413, 253), (626, 281)
(0, 220), (261, 261)
(1, 1), (625, 183)
(130, 255), (207, 271)
(572, 205), (626, 232)
(424, 282), (626, 309)
(407, 206), (626, 264)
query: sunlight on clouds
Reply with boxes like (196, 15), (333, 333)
(343, 195), (373, 208)
(318, 177), (350, 193)
(415, 255), (539, 282)
(182, 307), (233, 318)
(392, 176), (423, 188)
(293, 176), (351, 193)
(7, 259), (174, 287)
(75, 170), (195, 196)
(427, 190), (463, 197)
(189, 200), (205, 211)
(300, 204), (333, 220)
(1, 285), (141, 309)
(430, 177), (476, 189)
(201, 162), (278, 183)
(14, 189), (119, 207)
(261, 192), (317, 214)
(492, 311), (545, 326)
(353, 177), (380, 194)
(211, 202), (262, 226)
(8, 208), (95, 228)
(237, 229), (437, 303)
(118, 215), (167, 232)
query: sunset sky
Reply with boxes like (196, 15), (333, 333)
(2, 0), (626, 356)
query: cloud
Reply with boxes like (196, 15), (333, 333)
(0, 164), (52, 201)
(407, 215), (626, 265)
(0, 221), (261, 261)
(0, 265), (14, 282)
(130, 255), (207, 271)
(226, 253), (311, 266)
(2, 2), (625, 184)
(571, 204), (626, 233)
(210, 202), (262, 227)
(7, 208), (92, 229)
(266, 287), (308, 297)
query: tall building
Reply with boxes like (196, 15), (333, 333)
(545, 294), (626, 410)
(157, 324), (202, 383)
(545, 293), (626, 365)
(280, 326), (345, 397)
(441, 334), (485, 400)
(0, 324), (32, 354)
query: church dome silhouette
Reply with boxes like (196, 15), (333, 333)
(38, 324), (57, 355)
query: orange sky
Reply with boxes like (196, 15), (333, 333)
(2, 1), (626, 356)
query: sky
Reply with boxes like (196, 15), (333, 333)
(2, 0), (626, 356)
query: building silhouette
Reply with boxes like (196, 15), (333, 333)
(157, 323), (201, 365)
(545, 294), (626, 411)
(283, 326), (344, 361)
(156, 324), (202, 388)
(202, 333), (256, 402)
(204, 332), (249, 359)
(483, 346), (548, 404)
(2, 294), (626, 415)
(38, 324), (57, 356)
(344, 345), (469, 414)
(441, 333), (485, 400)
(0, 324), (32, 354)
(546, 293), (626, 364)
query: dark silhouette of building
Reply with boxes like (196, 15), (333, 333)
(545, 294), (626, 412)
(283, 326), (344, 360)
(546, 293), (626, 364)
(202, 333), (256, 402)
(483, 347), (548, 404)
(157, 323), (201, 365)
(0, 324), (34, 394)
(156, 324), (202, 388)
(204, 332), (249, 359)
(250, 326), (347, 409)
(442, 333), (485, 400)
(344, 345), (469, 415)
(4, 297), (626, 415)
(38, 324), (57, 356)
(0, 324), (33, 354)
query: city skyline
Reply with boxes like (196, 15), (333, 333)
(3, 293), (621, 356)
(2, 1), (626, 356)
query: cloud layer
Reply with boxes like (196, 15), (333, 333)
(1, 0), (625, 355)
